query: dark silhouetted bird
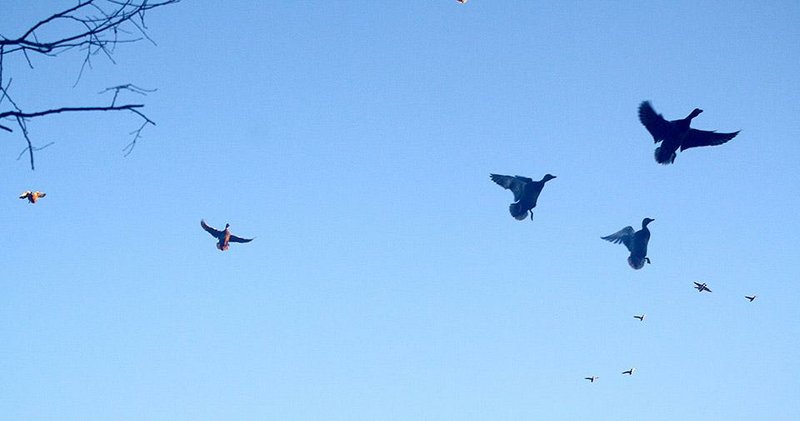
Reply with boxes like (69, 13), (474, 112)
(457, 0), (468, 3)
(19, 191), (46, 204)
(601, 218), (654, 269)
(745, 295), (757, 302)
(694, 282), (712, 293)
(634, 314), (646, 321)
(490, 173), (556, 221)
(585, 376), (598, 383)
(201, 220), (253, 251)
(622, 368), (636, 375)
(638, 101), (739, 164)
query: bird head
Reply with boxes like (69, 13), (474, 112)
(688, 108), (703, 119)
(509, 203), (528, 220)
(225, 223), (230, 229)
(542, 174), (557, 182)
(642, 217), (655, 227)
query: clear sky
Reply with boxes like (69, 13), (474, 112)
(2, 1), (799, 420)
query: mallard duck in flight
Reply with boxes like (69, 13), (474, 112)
(201, 220), (253, 251)
(19, 191), (46, 204)
(601, 218), (654, 269)
(639, 101), (739, 164)
(490, 173), (556, 221)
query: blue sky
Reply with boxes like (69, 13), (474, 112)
(1, 1), (799, 419)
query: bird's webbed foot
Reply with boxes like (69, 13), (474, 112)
(645, 257), (651, 264)
(529, 211), (534, 220)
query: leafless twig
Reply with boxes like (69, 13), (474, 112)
(0, 0), (179, 169)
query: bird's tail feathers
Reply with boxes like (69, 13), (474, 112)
(654, 146), (676, 164)
(628, 256), (646, 270)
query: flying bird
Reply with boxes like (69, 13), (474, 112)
(638, 101), (739, 164)
(601, 218), (655, 269)
(457, 0), (468, 3)
(694, 282), (712, 293)
(745, 295), (757, 302)
(633, 314), (646, 321)
(585, 376), (598, 383)
(490, 173), (556, 221)
(19, 191), (46, 204)
(622, 368), (636, 375)
(201, 220), (253, 251)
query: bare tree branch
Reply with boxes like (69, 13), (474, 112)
(0, 0), (179, 169)
(15, 116), (35, 170)
(18, 141), (55, 162)
(99, 84), (156, 106)
(0, 104), (145, 120)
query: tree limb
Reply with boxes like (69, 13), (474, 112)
(0, 1), (177, 169)
(0, 104), (144, 120)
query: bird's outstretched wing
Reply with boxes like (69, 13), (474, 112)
(201, 220), (223, 237)
(638, 101), (671, 143)
(229, 235), (253, 243)
(601, 226), (635, 251)
(19, 191), (30, 199)
(36, 192), (46, 198)
(490, 174), (529, 201)
(680, 129), (739, 151)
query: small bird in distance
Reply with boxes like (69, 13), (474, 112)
(745, 295), (757, 302)
(633, 314), (646, 321)
(694, 282), (712, 293)
(19, 191), (46, 204)
(585, 376), (599, 383)
(622, 368), (636, 376)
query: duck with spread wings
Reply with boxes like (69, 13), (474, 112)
(490, 173), (556, 221)
(638, 101), (739, 164)
(201, 220), (253, 251)
(602, 218), (655, 269)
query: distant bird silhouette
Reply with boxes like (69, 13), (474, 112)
(585, 376), (598, 383)
(601, 218), (654, 269)
(622, 368), (636, 376)
(201, 220), (253, 251)
(633, 314), (646, 321)
(457, 0), (468, 3)
(638, 101), (739, 164)
(490, 173), (556, 220)
(19, 191), (46, 204)
(693, 282), (712, 293)
(745, 295), (757, 302)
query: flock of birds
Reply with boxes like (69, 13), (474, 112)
(17, 97), (755, 384)
(485, 101), (755, 383)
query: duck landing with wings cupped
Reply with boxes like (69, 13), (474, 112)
(490, 173), (556, 221)
(602, 218), (654, 269)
